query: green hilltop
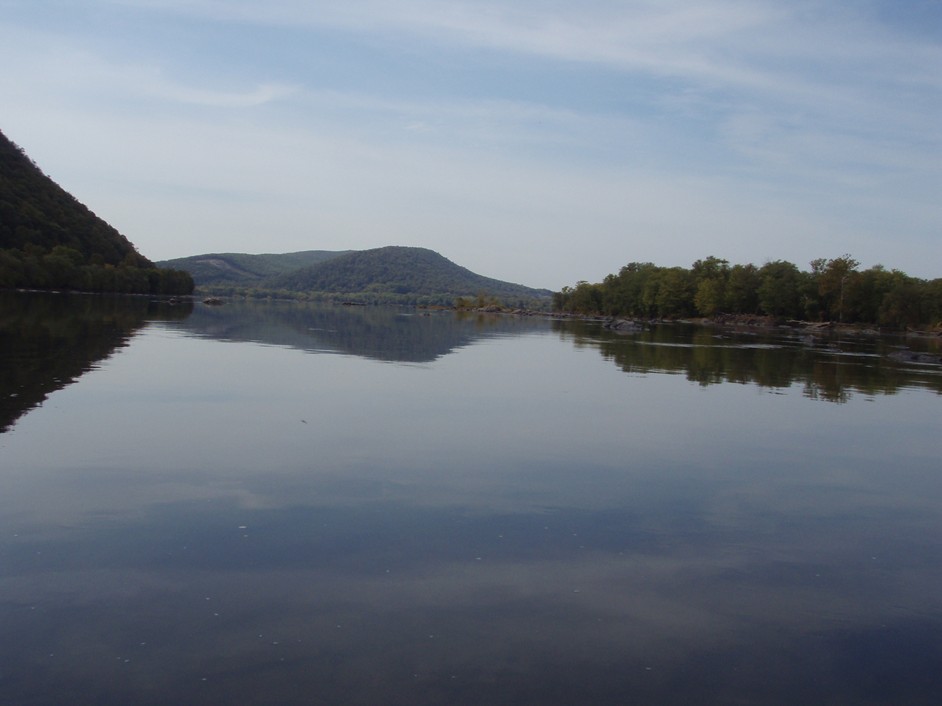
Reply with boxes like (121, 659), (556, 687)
(0, 128), (193, 295)
(160, 246), (552, 307)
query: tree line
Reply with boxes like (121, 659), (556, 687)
(553, 256), (942, 329)
(0, 245), (194, 295)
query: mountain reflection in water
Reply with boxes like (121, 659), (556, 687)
(164, 299), (551, 363)
(0, 292), (191, 433)
(160, 298), (942, 402)
(1, 293), (941, 705)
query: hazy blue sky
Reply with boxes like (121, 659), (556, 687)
(2, 1), (939, 289)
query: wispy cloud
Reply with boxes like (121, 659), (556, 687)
(110, 1), (941, 94)
(103, 1), (941, 164)
(0, 24), (298, 109)
(2, 0), (940, 283)
(147, 77), (299, 108)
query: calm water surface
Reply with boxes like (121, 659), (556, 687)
(2, 293), (941, 705)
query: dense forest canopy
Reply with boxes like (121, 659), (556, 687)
(554, 256), (942, 329)
(0, 129), (193, 295)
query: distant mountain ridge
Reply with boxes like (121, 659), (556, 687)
(158, 250), (352, 286)
(159, 246), (551, 306)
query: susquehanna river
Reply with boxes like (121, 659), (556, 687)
(2, 293), (941, 705)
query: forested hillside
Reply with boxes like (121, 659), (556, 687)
(555, 256), (942, 329)
(166, 245), (552, 306)
(265, 246), (551, 306)
(157, 250), (351, 286)
(0, 129), (193, 294)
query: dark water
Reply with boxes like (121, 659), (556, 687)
(2, 292), (941, 705)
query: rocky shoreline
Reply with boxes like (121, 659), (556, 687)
(446, 305), (942, 359)
(477, 306), (942, 337)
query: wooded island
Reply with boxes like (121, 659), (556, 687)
(554, 256), (942, 329)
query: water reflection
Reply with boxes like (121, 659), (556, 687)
(2, 294), (942, 704)
(4, 294), (938, 427)
(556, 319), (942, 402)
(0, 292), (191, 433)
(165, 299), (550, 363)
(150, 299), (942, 403)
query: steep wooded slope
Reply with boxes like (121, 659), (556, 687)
(0, 129), (193, 294)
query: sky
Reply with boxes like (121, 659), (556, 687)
(1, 0), (940, 289)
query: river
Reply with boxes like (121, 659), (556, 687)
(1, 292), (941, 705)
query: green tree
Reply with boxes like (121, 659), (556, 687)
(817, 255), (860, 322)
(42, 246), (85, 289)
(0, 249), (25, 288)
(609, 262), (660, 317)
(654, 267), (695, 318)
(691, 256), (730, 317)
(725, 263), (760, 314)
(691, 256), (730, 282)
(569, 280), (604, 313)
(553, 255), (940, 328)
(849, 265), (888, 323)
(924, 279), (942, 326)
(694, 278), (725, 316)
(878, 271), (924, 328)
(758, 260), (803, 318)
(552, 286), (572, 311)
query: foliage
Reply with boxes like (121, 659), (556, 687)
(725, 263), (760, 314)
(179, 245), (552, 307)
(690, 256), (730, 317)
(555, 254), (942, 329)
(156, 250), (352, 286)
(0, 128), (193, 295)
(757, 260), (805, 318)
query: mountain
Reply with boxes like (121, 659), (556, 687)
(157, 250), (351, 286)
(163, 245), (552, 305)
(270, 246), (550, 302)
(0, 128), (193, 294)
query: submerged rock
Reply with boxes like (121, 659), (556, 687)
(888, 349), (942, 365)
(603, 318), (643, 332)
